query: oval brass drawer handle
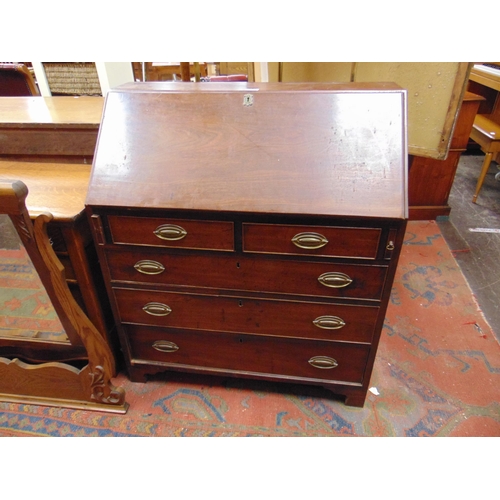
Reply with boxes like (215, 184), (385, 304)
(308, 356), (338, 369)
(152, 340), (179, 353)
(143, 302), (172, 316)
(318, 272), (353, 288)
(134, 260), (165, 275)
(313, 315), (346, 330)
(154, 224), (187, 241)
(291, 232), (329, 250)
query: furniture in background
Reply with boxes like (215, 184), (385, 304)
(0, 63), (40, 96)
(467, 64), (500, 202)
(40, 62), (101, 96)
(0, 180), (126, 412)
(470, 115), (500, 202)
(0, 161), (115, 350)
(408, 91), (484, 218)
(218, 62), (253, 81)
(0, 96), (102, 161)
(30, 63), (135, 97)
(86, 82), (408, 408)
(132, 62), (208, 82)
(131, 62), (253, 82)
(0, 96), (115, 354)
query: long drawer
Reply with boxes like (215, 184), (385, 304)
(243, 223), (382, 259)
(105, 249), (388, 300)
(113, 287), (379, 343)
(125, 324), (370, 385)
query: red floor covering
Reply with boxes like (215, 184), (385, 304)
(0, 220), (499, 436)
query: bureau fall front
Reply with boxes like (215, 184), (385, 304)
(86, 82), (408, 407)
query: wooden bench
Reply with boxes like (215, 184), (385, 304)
(470, 114), (500, 202)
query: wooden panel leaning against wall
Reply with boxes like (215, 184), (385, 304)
(268, 62), (474, 220)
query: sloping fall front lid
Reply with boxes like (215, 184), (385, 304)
(86, 82), (408, 219)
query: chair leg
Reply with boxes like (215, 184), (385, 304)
(473, 152), (493, 203)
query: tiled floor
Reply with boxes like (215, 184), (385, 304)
(437, 151), (500, 342)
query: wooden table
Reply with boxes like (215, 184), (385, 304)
(0, 161), (113, 349)
(0, 96), (113, 348)
(0, 96), (103, 160)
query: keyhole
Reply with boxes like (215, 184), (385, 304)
(238, 300), (243, 307)
(243, 94), (254, 106)
(236, 262), (240, 268)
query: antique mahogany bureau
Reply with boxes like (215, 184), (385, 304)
(86, 82), (408, 407)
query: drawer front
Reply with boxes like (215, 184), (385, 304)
(107, 216), (234, 251)
(106, 250), (388, 300)
(243, 223), (381, 259)
(113, 287), (379, 343)
(126, 325), (370, 384)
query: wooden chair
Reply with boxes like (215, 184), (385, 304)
(0, 180), (127, 412)
(0, 63), (40, 96)
(470, 115), (500, 203)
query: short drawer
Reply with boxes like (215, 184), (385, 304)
(106, 250), (388, 300)
(107, 216), (234, 251)
(243, 223), (381, 259)
(113, 287), (379, 343)
(125, 325), (370, 384)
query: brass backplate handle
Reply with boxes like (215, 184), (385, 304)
(154, 224), (187, 241)
(318, 272), (353, 288)
(313, 315), (346, 330)
(134, 260), (165, 275)
(308, 356), (338, 369)
(291, 232), (329, 250)
(143, 302), (172, 317)
(152, 340), (179, 353)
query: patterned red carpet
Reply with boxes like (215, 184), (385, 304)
(0, 247), (67, 342)
(1, 220), (499, 436)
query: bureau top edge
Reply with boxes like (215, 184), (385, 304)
(85, 205), (407, 222)
(112, 81), (405, 94)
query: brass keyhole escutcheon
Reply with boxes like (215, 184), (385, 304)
(243, 94), (254, 106)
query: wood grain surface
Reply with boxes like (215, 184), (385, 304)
(87, 82), (407, 219)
